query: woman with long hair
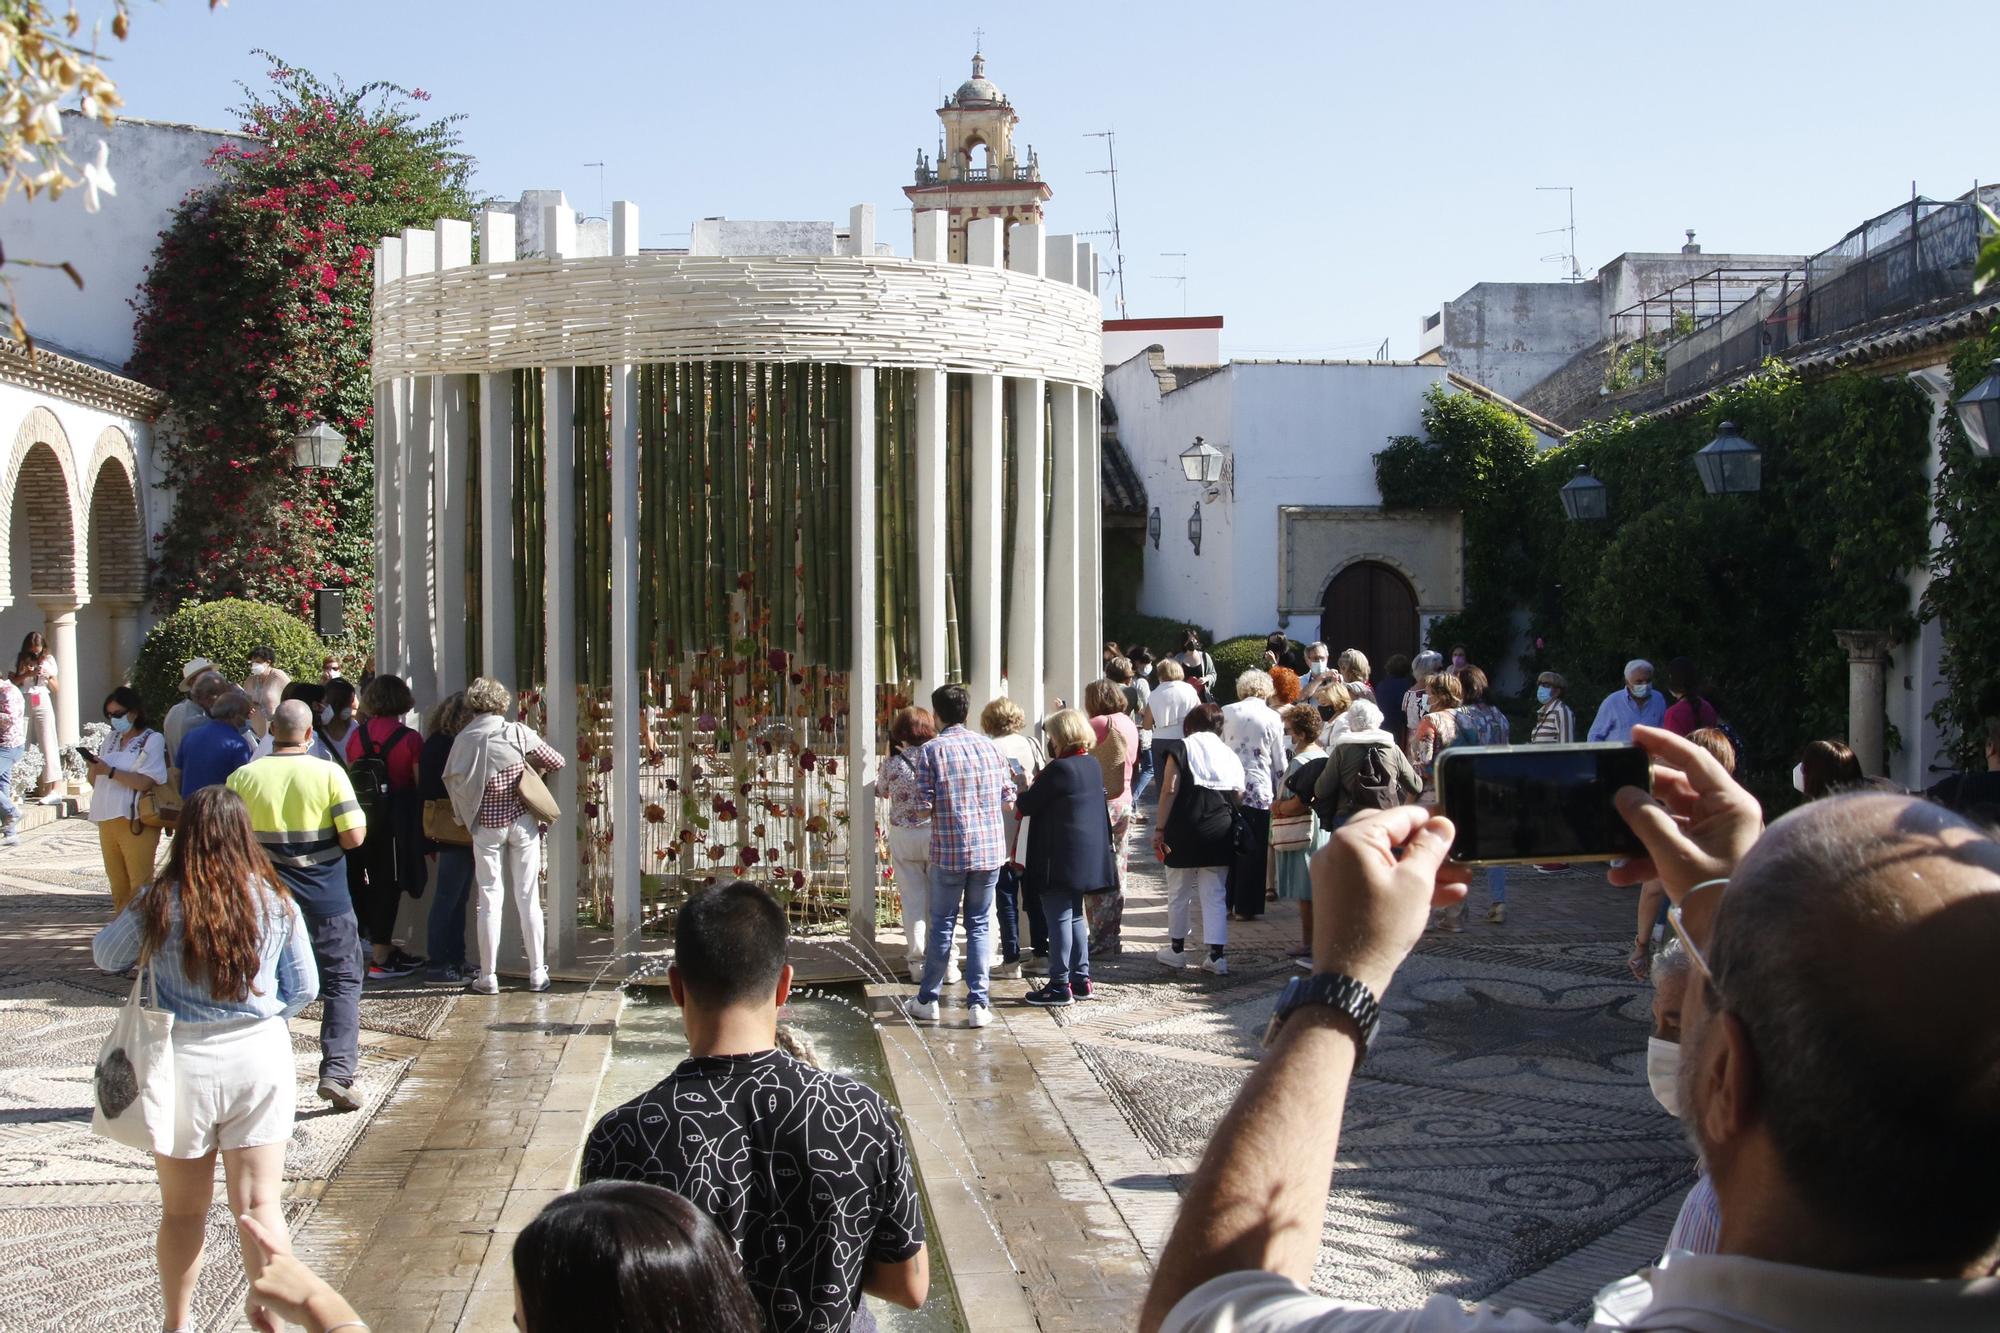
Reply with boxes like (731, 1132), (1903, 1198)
(1174, 629), (1218, 699)
(1795, 738), (1865, 800)
(880, 706), (941, 984)
(1662, 656), (1720, 737)
(92, 786), (318, 1333)
(87, 685), (169, 913)
(16, 629), (61, 799)
(1083, 679), (1140, 957)
(419, 691), (479, 985)
(346, 673), (426, 979)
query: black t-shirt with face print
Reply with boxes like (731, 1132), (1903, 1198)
(581, 1048), (925, 1333)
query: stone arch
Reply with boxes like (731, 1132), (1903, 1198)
(1314, 551), (1430, 610)
(2, 405), (86, 605)
(85, 430), (146, 600)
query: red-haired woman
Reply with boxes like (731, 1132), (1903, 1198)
(93, 786), (319, 1333)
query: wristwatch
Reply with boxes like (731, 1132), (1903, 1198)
(1262, 971), (1381, 1056)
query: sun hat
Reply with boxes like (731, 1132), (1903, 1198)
(180, 657), (215, 683)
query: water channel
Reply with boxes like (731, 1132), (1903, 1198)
(601, 983), (969, 1332)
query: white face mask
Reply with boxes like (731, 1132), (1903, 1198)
(1791, 762), (1808, 794)
(1646, 1036), (1681, 1118)
(318, 704), (334, 725)
(249, 662), (269, 676)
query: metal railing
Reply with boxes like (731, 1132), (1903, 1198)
(911, 164), (1041, 186)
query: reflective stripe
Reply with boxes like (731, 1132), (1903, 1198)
(327, 799), (360, 820)
(256, 835), (343, 867)
(257, 826), (342, 846)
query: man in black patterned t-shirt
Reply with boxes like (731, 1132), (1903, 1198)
(582, 880), (928, 1333)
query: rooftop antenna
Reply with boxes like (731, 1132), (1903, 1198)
(583, 161), (606, 220)
(1536, 185), (1581, 281)
(1375, 336), (1391, 360)
(1084, 129), (1129, 318)
(1153, 252), (1189, 316)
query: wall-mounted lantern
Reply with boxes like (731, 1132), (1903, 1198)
(1147, 506), (1161, 550)
(1955, 358), (2000, 458)
(1187, 500), (1203, 556)
(1559, 464), (1607, 521)
(1694, 421), (1762, 495)
(290, 421), (347, 470)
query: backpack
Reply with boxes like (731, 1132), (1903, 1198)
(1342, 743), (1402, 815)
(348, 722), (411, 830)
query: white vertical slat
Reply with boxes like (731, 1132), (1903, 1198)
(609, 200), (643, 966)
(542, 202), (579, 970)
(476, 209), (517, 688)
(847, 364), (878, 944)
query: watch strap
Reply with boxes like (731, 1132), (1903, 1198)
(1265, 971), (1381, 1057)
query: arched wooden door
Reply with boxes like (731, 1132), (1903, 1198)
(1319, 561), (1418, 667)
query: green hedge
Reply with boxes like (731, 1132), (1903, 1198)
(1104, 610), (1213, 663)
(1376, 369), (1934, 787)
(133, 600), (327, 722)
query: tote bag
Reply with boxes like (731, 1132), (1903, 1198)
(511, 725), (562, 824)
(91, 956), (176, 1155)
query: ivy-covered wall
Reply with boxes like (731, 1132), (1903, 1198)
(1376, 368), (1937, 792)
(1921, 323), (2000, 766)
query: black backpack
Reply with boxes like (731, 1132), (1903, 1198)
(1342, 743), (1403, 814)
(348, 723), (411, 830)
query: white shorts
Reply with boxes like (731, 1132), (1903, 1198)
(166, 1015), (296, 1158)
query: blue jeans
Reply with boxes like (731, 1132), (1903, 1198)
(917, 866), (997, 1007)
(427, 847), (474, 968)
(1131, 744), (1156, 803)
(1041, 888), (1089, 991)
(1488, 865), (1508, 905)
(0, 744), (21, 827)
(306, 909), (364, 1083)
(999, 864), (1041, 959)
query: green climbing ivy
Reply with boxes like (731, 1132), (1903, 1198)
(1920, 321), (2000, 767)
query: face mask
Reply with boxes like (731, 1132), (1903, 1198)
(1317, 704), (1337, 721)
(107, 714), (133, 735)
(1451, 654), (1466, 668)
(1308, 658), (1327, 672)
(249, 662), (269, 676)
(318, 704), (334, 725)
(338, 707), (353, 721)
(1792, 762), (1807, 794)
(1536, 685), (1553, 704)
(1645, 1037), (1680, 1118)
(1630, 682), (1651, 700)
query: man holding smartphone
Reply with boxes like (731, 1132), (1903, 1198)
(1142, 727), (2000, 1332)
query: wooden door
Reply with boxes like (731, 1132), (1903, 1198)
(1319, 561), (1418, 667)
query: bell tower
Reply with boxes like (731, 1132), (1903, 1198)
(905, 52), (1052, 263)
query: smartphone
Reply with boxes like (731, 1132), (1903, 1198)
(1437, 743), (1650, 865)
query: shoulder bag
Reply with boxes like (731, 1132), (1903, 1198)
(124, 732), (178, 830)
(91, 947), (177, 1154)
(511, 725), (562, 824)
(424, 797), (473, 846)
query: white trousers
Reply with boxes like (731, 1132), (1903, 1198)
(1165, 865), (1228, 949)
(26, 693), (58, 784)
(887, 823), (933, 966)
(473, 813), (547, 986)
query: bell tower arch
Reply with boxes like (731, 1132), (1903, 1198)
(904, 51), (1053, 263)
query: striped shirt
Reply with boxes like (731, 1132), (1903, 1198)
(227, 753), (365, 917)
(914, 725), (1016, 873)
(1664, 1171), (1722, 1255)
(91, 880), (319, 1022)
(1530, 700), (1575, 745)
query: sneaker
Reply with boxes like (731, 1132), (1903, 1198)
(316, 1078), (363, 1113)
(1, 826), (18, 847)
(1487, 903), (1506, 924)
(901, 996), (939, 1022)
(945, 960), (964, 986)
(388, 947), (427, 972)
(991, 958), (1024, 981)
(907, 961), (925, 985)
(465, 976), (500, 996)
(1155, 945), (1189, 969)
(966, 1002), (993, 1029)
(1293, 956), (1313, 971)
(37, 790), (63, 806)
(526, 975), (553, 993)
(424, 964), (465, 986)
(1200, 955), (1230, 976)
(1072, 977), (1095, 1001)
(1022, 983), (1073, 1007)
(1437, 911), (1463, 934)
(367, 954), (420, 980)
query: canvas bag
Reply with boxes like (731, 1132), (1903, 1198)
(423, 798), (474, 846)
(91, 952), (176, 1155)
(511, 724), (562, 824)
(1271, 755), (1327, 852)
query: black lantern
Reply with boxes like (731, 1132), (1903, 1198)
(1955, 358), (2000, 459)
(1179, 435), (1225, 485)
(290, 421), (347, 470)
(1147, 506), (1161, 550)
(1694, 421), (1762, 495)
(1187, 501), (1203, 555)
(1559, 464), (1607, 521)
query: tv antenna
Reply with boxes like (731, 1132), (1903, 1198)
(1537, 185), (1581, 281)
(583, 161), (606, 220)
(1152, 252), (1189, 315)
(1084, 130), (1129, 317)
(1375, 336), (1391, 360)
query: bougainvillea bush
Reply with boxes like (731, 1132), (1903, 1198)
(127, 53), (477, 652)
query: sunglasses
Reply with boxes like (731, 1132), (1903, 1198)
(1667, 877), (1728, 988)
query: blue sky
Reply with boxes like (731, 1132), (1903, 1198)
(101, 0), (1993, 359)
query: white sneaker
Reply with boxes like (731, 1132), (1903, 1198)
(946, 960), (963, 985)
(908, 961), (925, 984)
(1, 825), (17, 847)
(37, 791), (63, 806)
(966, 1003), (992, 1030)
(902, 996), (939, 1022)
(464, 976), (500, 996)
(1487, 903), (1506, 924)
(991, 958), (1024, 980)
(1200, 955), (1230, 976)
(1155, 945), (1189, 969)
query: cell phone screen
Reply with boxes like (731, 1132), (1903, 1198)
(1438, 743), (1650, 865)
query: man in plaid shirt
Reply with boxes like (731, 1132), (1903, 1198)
(903, 683), (1015, 1029)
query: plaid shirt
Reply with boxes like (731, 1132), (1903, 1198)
(479, 731), (566, 828)
(913, 725), (1016, 873)
(0, 680), (21, 750)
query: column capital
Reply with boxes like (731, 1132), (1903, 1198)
(1834, 630), (1895, 664)
(34, 600), (80, 621)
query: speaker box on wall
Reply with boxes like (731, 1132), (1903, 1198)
(314, 587), (344, 639)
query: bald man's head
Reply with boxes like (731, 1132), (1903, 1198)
(1705, 793), (2000, 1267)
(270, 699), (314, 744)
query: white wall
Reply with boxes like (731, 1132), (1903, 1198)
(9, 114), (251, 367)
(1105, 353), (1451, 643)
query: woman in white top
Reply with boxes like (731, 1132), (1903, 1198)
(320, 678), (361, 754)
(1150, 702), (1244, 975)
(982, 697), (1044, 975)
(881, 707), (940, 983)
(16, 631), (60, 797)
(1143, 658), (1201, 793)
(88, 686), (170, 913)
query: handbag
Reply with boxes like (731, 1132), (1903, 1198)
(1269, 808), (1317, 853)
(90, 950), (176, 1155)
(139, 767), (182, 830)
(423, 797), (473, 846)
(512, 725), (562, 824)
